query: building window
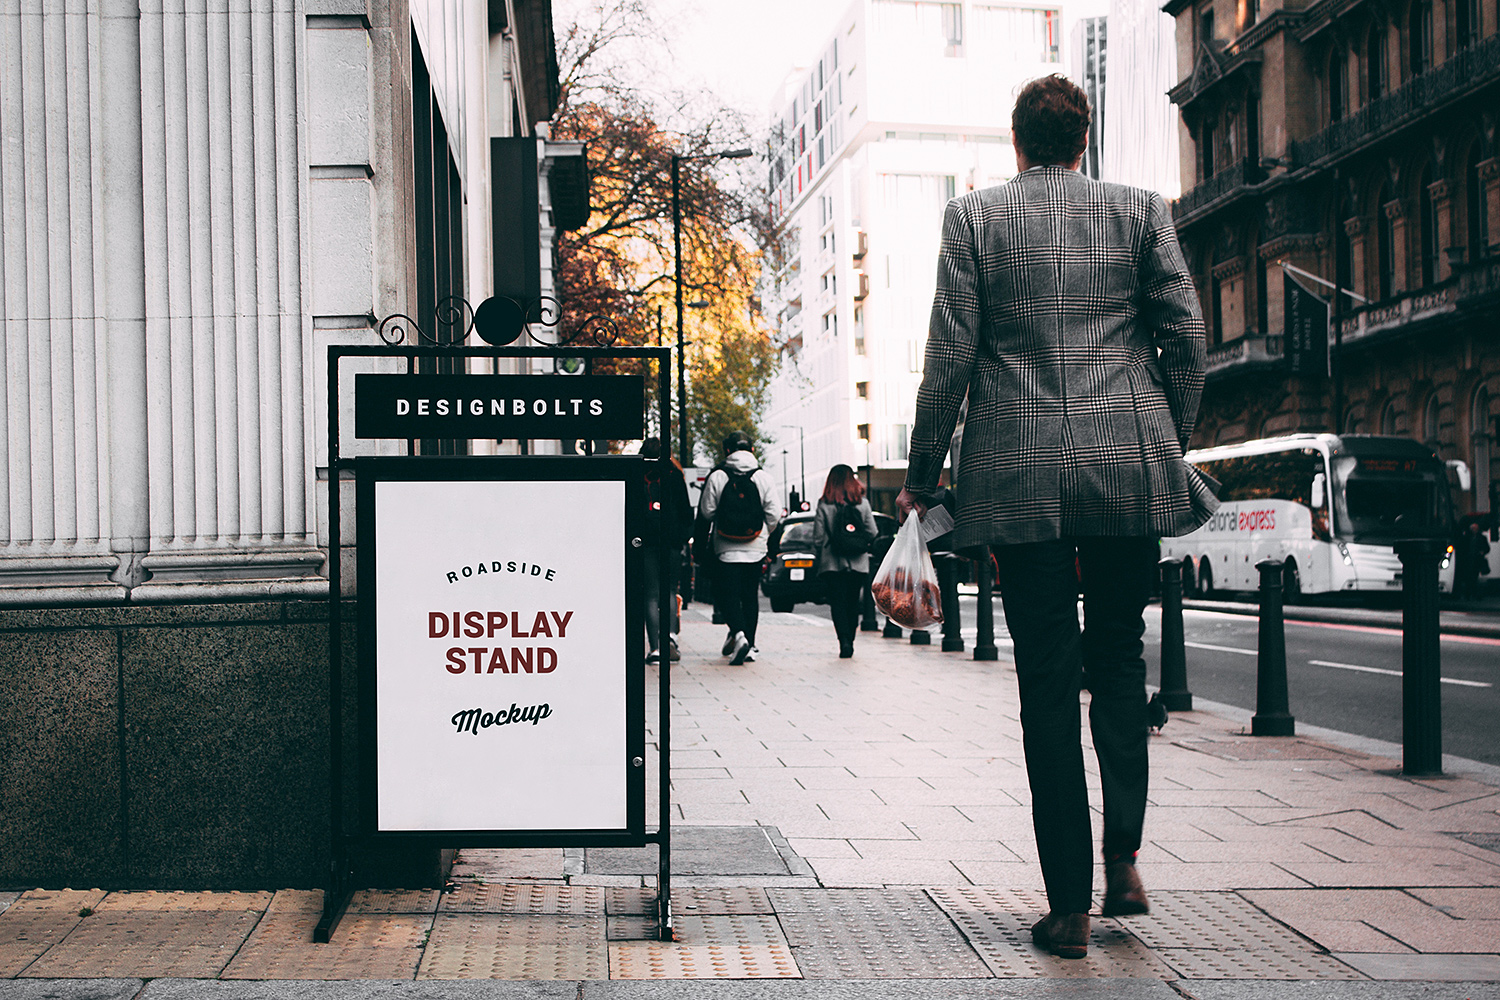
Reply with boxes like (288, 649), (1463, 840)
(890, 424), (909, 461)
(1342, 407), (1364, 434)
(1381, 398), (1401, 435)
(1211, 274), (1223, 343)
(1409, 0), (1432, 77)
(1335, 198), (1353, 305)
(908, 340), (923, 372)
(1377, 184), (1395, 300)
(857, 423), (871, 441)
(1199, 4), (1215, 46)
(1367, 25), (1386, 101)
(1423, 393), (1442, 446)
(1468, 144), (1490, 262)
(941, 3), (963, 56)
(822, 310), (838, 335)
(1200, 119), (1216, 180)
(1456, 0), (1481, 49)
(1419, 166), (1437, 287)
(1329, 50), (1345, 122)
(1256, 258), (1269, 334)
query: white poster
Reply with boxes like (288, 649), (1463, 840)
(373, 478), (628, 832)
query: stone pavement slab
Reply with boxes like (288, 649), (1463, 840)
(0, 981), (143, 1000)
(1177, 981), (1500, 999)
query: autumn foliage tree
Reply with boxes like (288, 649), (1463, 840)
(549, 1), (788, 463)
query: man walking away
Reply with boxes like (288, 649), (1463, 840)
(697, 431), (780, 665)
(896, 74), (1218, 959)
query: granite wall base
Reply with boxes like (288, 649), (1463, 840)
(0, 600), (449, 890)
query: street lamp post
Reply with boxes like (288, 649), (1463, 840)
(781, 424), (806, 506)
(672, 147), (752, 467)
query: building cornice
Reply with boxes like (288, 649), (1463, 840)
(1170, 45), (1264, 110)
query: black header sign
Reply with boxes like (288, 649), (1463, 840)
(355, 375), (645, 440)
(1284, 272), (1330, 378)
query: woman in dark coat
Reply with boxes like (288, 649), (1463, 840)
(812, 465), (879, 658)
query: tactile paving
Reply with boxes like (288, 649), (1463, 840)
(417, 912), (606, 979)
(1130, 891), (1365, 980)
(441, 883), (604, 915)
(221, 889), (431, 980)
(608, 886), (773, 916)
(0, 889), (107, 977)
(347, 888), (441, 914)
(768, 887), (989, 979)
(608, 914), (799, 979)
(22, 890), (270, 979)
(928, 886), (1173, 979)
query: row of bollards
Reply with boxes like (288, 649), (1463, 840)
(1155, 544), (1446, 777)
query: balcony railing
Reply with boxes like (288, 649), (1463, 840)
(1457, 255), (1500, 305)
(1337, 281), (1457, 344)
(1205, 333), (1283, 377)
(1291, 33), (1500, 168)
(1172, 157), (1265, 221)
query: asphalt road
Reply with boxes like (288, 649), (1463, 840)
(759, 593), (1500, 768)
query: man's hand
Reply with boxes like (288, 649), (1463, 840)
(894, 487), (928, 523)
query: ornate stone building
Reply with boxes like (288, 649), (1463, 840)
(1165, 0), (1500, 519)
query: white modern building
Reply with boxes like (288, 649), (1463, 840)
(760, 0), (1063, 509)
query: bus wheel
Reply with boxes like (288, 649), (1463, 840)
(1198, 560), (1215, 599)
(1283, 561), (1301, 605)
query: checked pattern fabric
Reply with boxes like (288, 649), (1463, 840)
(905, 165), (1220, 548)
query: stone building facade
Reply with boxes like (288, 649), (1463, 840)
(0, 0), (582, 888)
(1165, 0), (1500, 520)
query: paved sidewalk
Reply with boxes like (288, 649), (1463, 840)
(3, 603), (1499, 997)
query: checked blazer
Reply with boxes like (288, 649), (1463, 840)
(904, 165), (1219, 549)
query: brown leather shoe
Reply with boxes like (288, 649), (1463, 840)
(1030, 911), (1089, 958)
(1102, 859), (1150, 916)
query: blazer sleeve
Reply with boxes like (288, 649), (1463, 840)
(811, 502), (828, 554)
(861, 499), (878, 538)
(756, 469), (781, 534)
(905, 198), (981, 496)
(1137, 192), (1207, 450)
(698, 469), (723, 522)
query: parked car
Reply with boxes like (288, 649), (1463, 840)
(762, 510), (898, 613)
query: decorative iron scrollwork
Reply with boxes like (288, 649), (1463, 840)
(375, 295), (564, 348)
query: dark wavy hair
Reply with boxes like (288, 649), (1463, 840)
(1011, 74), (1092, 167)
(820, 464), (866, 505)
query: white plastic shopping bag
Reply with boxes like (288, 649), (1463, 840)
(871, 511), (944, 630)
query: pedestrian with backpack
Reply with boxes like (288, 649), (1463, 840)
(812, 465), (879, 658)
(696, 431), (780, 665)
(816, 467), (882, 659)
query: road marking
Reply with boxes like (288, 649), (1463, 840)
(1185, 640), (1258, 656)
(1309, 659), (1492, 688)
(790, 613), (831, 628)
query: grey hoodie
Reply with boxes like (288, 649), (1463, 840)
(697, 450), (781, 564)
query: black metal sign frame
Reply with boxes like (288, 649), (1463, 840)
(320, 344), (675, 943)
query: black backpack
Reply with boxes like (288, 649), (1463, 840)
(714, 469), (764, 542)
(829, 502), (874, 556)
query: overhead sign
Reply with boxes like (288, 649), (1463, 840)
(358, 460), (644, 836)
(354, 374), (644, 440)
(1284, 273), (1330, 378)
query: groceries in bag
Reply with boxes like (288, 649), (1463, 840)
(871, 512), (943, 629)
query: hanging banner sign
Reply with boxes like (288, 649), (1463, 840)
(357, 458), (645, 837)
(1284, 272), (1330, 378)
(354, 374), (645, 440)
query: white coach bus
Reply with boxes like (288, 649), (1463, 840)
(1161, 434), (1456, 600)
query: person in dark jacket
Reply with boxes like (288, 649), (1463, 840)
(896, 75), (1215, 958)
(812, 465), (879, 658)
(641, 437), (692, 663)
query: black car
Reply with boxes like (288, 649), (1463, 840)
(761, 510), (899, 613)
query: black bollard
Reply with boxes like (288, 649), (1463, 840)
(1396, 539), (1445, 776)
(1252, 558), (1295, 736)
(973, 547), (999, 661)
(883, 617), (903, 638)
(910, 628), (932, 645)
(1157, 557), (1193, 711)
(938, 554), (964, 652)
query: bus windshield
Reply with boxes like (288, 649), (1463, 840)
(1331, 443), (1453, 542)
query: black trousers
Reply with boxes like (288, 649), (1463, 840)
(718, 560), (762, 646)
(822, 570), (864, 647)
(992, 536), (1156, 914)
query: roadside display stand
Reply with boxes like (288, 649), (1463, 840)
(319, 343), (674, 942)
